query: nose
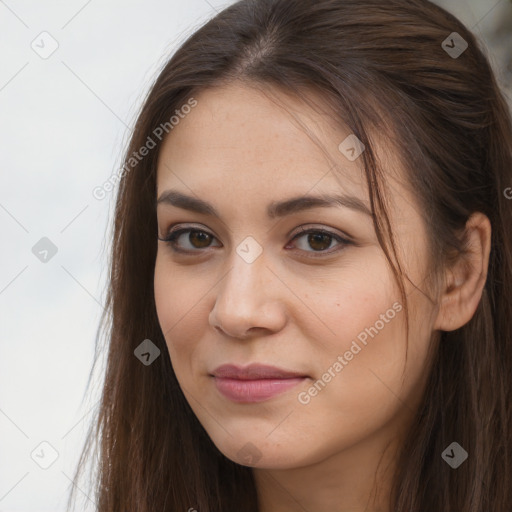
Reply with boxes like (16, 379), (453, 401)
(208, 251), (288, 339)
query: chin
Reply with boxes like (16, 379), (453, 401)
(207, 432), (313, 469)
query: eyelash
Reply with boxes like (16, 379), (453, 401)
(157, 225), (352, 259)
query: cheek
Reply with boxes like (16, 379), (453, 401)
(299, 287), (431, 443)
(296, 270), (410, 407)
(153, 256), (207, 367)
(301, 262), (403, 361)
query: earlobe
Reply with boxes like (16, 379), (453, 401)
(433, 212), (491, 332)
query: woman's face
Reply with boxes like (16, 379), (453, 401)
(154, 83), (439, 470)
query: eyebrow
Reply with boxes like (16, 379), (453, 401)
(156, 190), (373, 219)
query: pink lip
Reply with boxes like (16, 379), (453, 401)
(210, 364), (308, 403)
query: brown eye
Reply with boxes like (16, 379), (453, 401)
(187, 230), (213, 248)
(158, 225), (352, 259)
(158, 228), (220, 252)
(304, 232), (333, 251)
(288, 228), (351, 257)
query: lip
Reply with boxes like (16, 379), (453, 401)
(211, 363), (308, 380)
(210, 364), (309, 403)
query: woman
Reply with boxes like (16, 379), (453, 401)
(70, 0), (512, 510)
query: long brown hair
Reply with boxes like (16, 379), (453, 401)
(68, 0), (512, 510)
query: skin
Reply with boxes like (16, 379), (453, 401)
(153, 82), (491, 512)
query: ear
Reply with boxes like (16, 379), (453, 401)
(434, 212), (491, 332)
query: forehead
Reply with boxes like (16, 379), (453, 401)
(155, 82), (410, 226)
(157, 85), (362, 190)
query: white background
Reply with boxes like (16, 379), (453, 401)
(0, 1), (510, 511)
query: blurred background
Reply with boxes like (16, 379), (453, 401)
(0, 1), (510, 511)
(436, 0), (511, 100)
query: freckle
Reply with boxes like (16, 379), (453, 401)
(336, 303), (340, 307)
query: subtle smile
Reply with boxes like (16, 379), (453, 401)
(210, 363), (309, 403)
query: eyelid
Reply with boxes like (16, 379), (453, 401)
(159, 223), (353, 242)
(158, 223), (354, 258)
(290, 224), (354, 242)
(158, 223), (219, 242)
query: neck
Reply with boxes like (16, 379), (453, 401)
(252, 416), (408, 512)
